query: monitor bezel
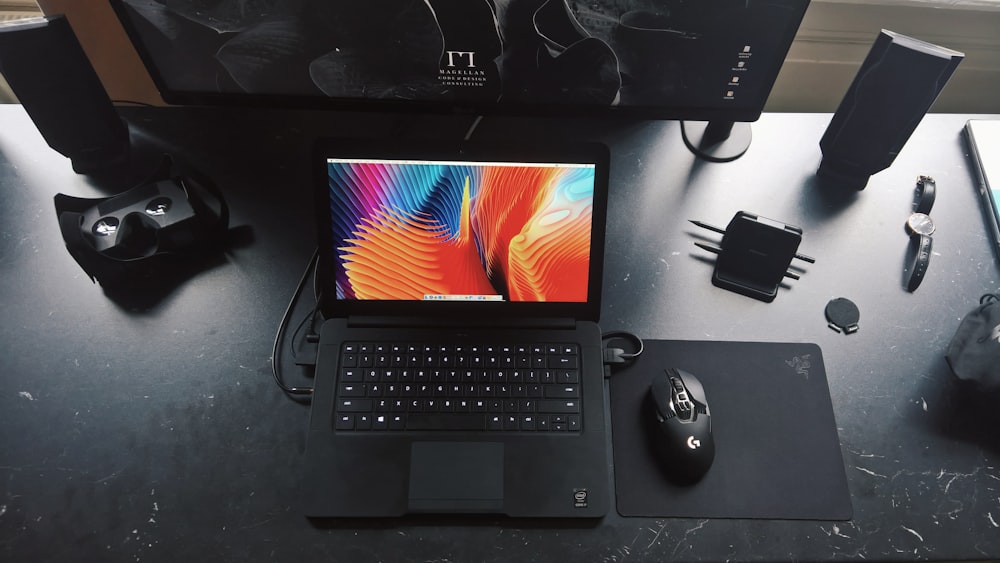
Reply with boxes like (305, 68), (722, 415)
(107, 0), (809, 124)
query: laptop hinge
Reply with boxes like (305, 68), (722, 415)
(346, 316), (577, 330)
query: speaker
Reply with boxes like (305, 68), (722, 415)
(0, 14), (129, 174)
(818, 30), (964, 190)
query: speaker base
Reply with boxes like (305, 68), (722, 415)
(682, 120), (751, 163)
(816, 158), (872, 191)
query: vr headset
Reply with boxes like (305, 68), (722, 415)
(54, 157), (229, 287)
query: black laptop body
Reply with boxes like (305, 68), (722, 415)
(301, 138), (611, 518)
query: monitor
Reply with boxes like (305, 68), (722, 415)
(109, 0), (810, 160)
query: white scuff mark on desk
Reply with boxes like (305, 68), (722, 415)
(943, 473), (961, 494)
(645, 520), (668, 549)
(670, 519), (709, 558)
(853, 466), (886, 478)
(94, 472), (119, 484)
(823, 524), (852, 539)
(623, 273), (630, 282)
(900, 525), (924, 542)
(921, 397), (928, 411)
(17, 391), (35, 401)
(0, 505), (6, 517)
(988, 512), (999, 527)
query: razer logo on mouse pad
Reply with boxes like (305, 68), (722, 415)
(785, 355), (812, 379)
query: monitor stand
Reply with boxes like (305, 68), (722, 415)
(681, 120), (752, 163)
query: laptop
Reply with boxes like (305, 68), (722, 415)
(301, 137), (611, 518)
(964, 119), (1000, 260)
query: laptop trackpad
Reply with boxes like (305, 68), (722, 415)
(408, 442), (504, 512)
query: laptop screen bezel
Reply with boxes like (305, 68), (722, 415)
(313, 138), (609, 322)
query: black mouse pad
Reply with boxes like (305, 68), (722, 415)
(610, 340), (853, 520)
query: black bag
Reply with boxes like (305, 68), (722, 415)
(946, 293), (1000, 389)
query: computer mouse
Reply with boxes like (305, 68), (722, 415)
(645, 367), (716, 485)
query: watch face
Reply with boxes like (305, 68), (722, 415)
(906, 212), (936, 236)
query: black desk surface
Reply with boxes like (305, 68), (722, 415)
(1, 105), (999, 562)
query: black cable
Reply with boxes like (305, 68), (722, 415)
(601, 330), (644, 378)
(271, 249), (320, 396)
(463, 115), (484, 141)
(289, 301), (323, 358)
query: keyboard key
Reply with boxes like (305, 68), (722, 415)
(520, 415), (536, 431)
(356, 414), (373, 430)
(544, 385), (580, 399)
(337, 399), (373, 412)
(556, 370), (580, 384)
(335, 414), (354, 430)
(547, 355), (578, 369)
(503, 415), (519, 430)
(338, 383), (365, 397)
(537, 400), (580, 414)
(568, 415), (581, 431)
(486, 414), (503, 431)
(409, 413), (486, 431)
(389, 415), (405, 430)
(340, 368), (363, 383)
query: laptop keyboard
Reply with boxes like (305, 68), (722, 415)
(333, 342), (582, 432)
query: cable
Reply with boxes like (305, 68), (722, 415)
(463, 115), (484, 141)
(289, 301), (323, 358)
(271, 249), (320, 396)
(601, 330), (644, 378)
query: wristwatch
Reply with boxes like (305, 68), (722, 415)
(904, 176), (937, 292)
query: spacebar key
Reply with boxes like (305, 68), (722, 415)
(406, 413), (486, 431)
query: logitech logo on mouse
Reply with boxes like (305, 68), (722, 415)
(687, 436), (702, 449)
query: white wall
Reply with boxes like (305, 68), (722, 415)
(767, 0), (1000, 112)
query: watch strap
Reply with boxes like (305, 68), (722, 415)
(914, 176), (936, 215)
(905, 234), (932, 292)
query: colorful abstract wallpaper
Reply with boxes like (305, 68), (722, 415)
(326, 160), (595, 303)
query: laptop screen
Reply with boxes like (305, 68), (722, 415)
(315, 140), (608, 320)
